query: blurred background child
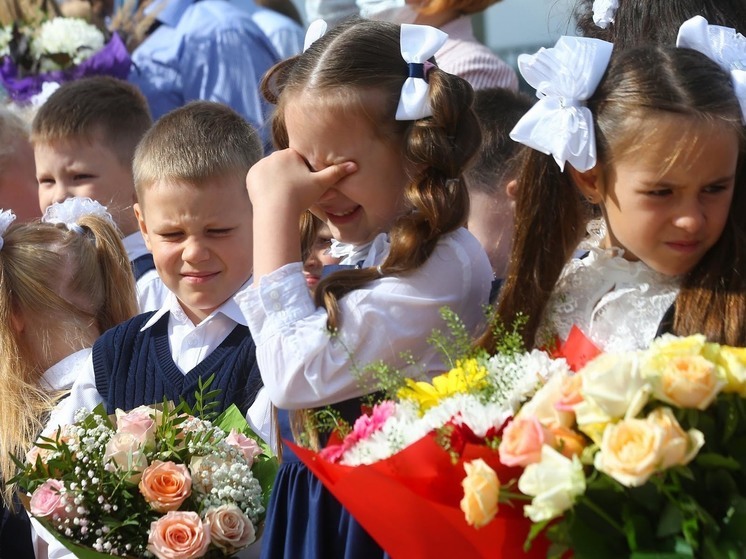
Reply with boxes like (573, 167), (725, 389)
(0, 108), (40, 222)
(300, 211), (341, 292)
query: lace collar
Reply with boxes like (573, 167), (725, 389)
(330, 233), (390, 267)
(540, 219), (681, 353)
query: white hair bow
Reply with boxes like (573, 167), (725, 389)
(509, 36), (613, 172)
(677, 15), (746, 122)
(592, 0), (618, 29)
(395, 23), (448, 121)
(0, 209), (17, 251)
(304, 19), (328, 52)
(42, 197), (114, 233)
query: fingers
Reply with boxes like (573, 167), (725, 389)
(311, 161), (358, 188)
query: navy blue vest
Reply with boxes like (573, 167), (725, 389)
(92, 312), (262, 415)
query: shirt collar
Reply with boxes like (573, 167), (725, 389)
(140, 281), (251, 331)
(122, 231), (150, 260)
(42, 348), (92, 392)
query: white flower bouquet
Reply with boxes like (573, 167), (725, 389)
(0, 16), (130, 105)
(13, 396), (278, 559)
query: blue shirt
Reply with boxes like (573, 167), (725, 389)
(128, 0), (280, 142)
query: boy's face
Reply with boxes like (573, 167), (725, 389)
(134, 178), (253, 325)
(35, 132), (138, 235)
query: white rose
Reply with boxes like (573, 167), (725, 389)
(579, 351), (650, 419)
(518, 445), (586, 522)
(104, 432), (149, 483)
(516, 371), (575, 429)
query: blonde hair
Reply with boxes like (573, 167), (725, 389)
(133, 101), (263, 202)
(0, 215), (138, 500)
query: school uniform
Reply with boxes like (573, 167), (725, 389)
(122, 232), (169, 313)
(238, 228), (493, 558)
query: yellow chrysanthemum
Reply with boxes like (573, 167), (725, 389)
(397, 359), (489, 413)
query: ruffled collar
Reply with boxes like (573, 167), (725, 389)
(330, 233), (390, 267)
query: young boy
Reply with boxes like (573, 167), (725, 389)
(48, 100), (264, 423)
(464, 87), (534, 301)
(31, 76), (169, 312)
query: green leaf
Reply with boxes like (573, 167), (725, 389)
(696, 454), (741, 471)
(658, 502), (684, 538)
(252, 456), (280, 510)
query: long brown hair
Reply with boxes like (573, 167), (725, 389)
(262, 19), (481, 450)
(484, 45), (746, 352)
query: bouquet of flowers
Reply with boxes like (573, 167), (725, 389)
(292, 311), (567, 558)
(511, 334), (746, 558)
(0, 15), (131, 106)
(12, 391), (278, 559)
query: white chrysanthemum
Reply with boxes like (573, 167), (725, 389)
(30, 17), (104, 71)
(0, 25), (12, 57)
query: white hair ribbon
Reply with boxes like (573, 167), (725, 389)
(42, 197), (115, 233)
(592, 0), (618, 29)
(509, 36), (613, 172)
(395, 23), (448, 121)
(0, 209), (17, 251)
(304, 19), (328, 52)
(676, 15), (746, 122)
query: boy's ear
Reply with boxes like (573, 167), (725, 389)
(133, 203), (152, 251)
(568, 164), (603, 204)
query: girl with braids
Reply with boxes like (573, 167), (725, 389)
(0, 198), (137, 559)
(485, 17), (746, 356)
(241, 18), (492, 558)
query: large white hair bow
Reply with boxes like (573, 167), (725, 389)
(42, 197), (114, 233)
(592, 0), (619, 29)
(395, 23), (448, 121)
(304, 19), (328, 52)
(677, 15), (746, 122)
(0, 209), (17, 251)
(510, 36), (613, 172)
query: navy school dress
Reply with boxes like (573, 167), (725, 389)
(92, 311), (263, 415)
(0, 493), (35, 559)
(261, 400), (391, 559)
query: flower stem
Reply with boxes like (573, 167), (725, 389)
(581, 497), (625, 535)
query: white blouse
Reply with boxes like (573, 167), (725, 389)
(237, 228), (493, 409)
(539, 233), (680, 353)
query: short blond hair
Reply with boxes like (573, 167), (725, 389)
(133, 101), (263, 202)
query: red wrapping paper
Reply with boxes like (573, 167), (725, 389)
(290, 432), (551, 558)
(551, 325), (602, 372)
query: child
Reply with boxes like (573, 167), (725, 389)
(489, 22), (746, 355)
(241, 19), (492, 558)
(464, 87), (534, 295)
(574, 0), (746, 49)
(0, 107), (40, 222)
(300, 210), (341, 291)
(50, 100), (264, 429)
(30, 76), (169, 312)
(0, 199), (137, 559)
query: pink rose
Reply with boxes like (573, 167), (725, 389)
(498, 417), (556, 467)
(555, 373), (584, 412)
(116, 406), (158, 447)
(139, 461), (192, 512)
(29, 479), (69, 519)
(204, 504), (256, 554)
(148, 511), (211, 559)
(225, 430), (262, 466)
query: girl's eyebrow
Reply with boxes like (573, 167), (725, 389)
(642, 174), (736, 188)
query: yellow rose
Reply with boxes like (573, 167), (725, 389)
(460, 459), (499, 528)
(594, 408), (704, 487)
(718, 346), (746, 396)
(648, 334), (709, 356)
(643, 354), (725, 410)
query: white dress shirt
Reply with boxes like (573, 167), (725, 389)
(122, 231), (170, 313)
(238, 228), (493, 410)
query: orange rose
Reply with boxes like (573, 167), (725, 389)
(548, 425), (587, 459)
(148, 511), (210, 559)
(460, 459), (499, 528)
(139, 460), (192, 512)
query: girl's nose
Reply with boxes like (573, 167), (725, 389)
(673, 199), (706, 234)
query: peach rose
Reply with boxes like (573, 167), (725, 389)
(224, 430), (262, 466)
(498, 417), (556, 467)
(555, 373), (584, 412)
(594, 409), (704, 487)
(104, 432), (149, 483)
(516, 372), (574, 429)
(116, 406), (159, 448)
(460, 459), (499, 528)
(548, 425), (587, 459)
(29, 479), (69, 519)
(139, 460), (192, 512)
(204, 504), (256, 553)
(718, 346), (746, 396)
(148, 511), (211, 559)
(645, 355), (725, 410)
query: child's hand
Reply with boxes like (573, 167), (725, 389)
(246, 148), (357, 218)
(248, 148), (357, 280)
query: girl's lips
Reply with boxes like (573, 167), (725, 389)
(665, 240), (700, 253)
(325, 206), (361, 226)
